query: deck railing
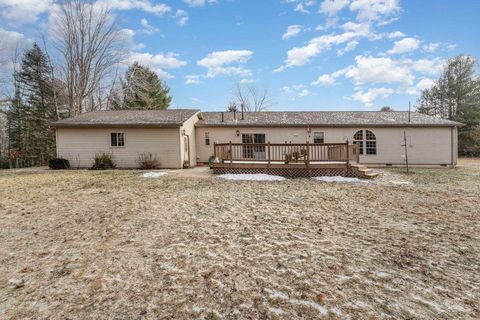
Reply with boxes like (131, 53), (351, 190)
(214, 141), (359, 166)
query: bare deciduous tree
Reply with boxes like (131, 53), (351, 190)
(52, 0), (126, 116)
(231, 83), (273, 112)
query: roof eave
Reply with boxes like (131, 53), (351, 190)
(51, 123), (183, 128)
(195, 123), (463, 128)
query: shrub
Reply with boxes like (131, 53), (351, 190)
(48, 158), (70, 170)
(0, 156), (10, 169)
(91, 153), (116, 170)
(137, 152), (160, 169)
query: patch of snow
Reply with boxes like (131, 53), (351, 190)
(390, 180), (411, 185)
(217, 174), (286, 181)
(312, 176), (370, 184)
(291, 299), (328, 316)
(269, 307), (285, 315)
(142, 172), (167, 178)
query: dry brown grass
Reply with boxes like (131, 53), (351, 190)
(0, 160), (479, 319)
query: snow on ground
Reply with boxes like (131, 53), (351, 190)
(217, 173), (286, 181)
(141, 172), (167, 178)
(312, 176), (370, 183)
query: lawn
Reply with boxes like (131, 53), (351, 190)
(0, 160), (479, 319)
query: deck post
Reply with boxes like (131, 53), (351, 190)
(267, 141), (271, 168)
(229, 141), (232, 167)
(306, 141), (310, 168)
(213, 142), (217, 158)
(346, 139), (350, 167)
(306, 141), (310, 176)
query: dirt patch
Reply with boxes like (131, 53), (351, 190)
(0, 160), (479, 319)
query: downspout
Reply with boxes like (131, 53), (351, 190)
(451, 126), (455, 166)
(186, 134), (191, 168)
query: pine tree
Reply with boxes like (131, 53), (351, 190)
(110, 62), (172, 110)
(7, 43), (57, 166)
(417, 55), (480, 156)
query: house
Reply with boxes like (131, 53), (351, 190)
(52, 109), (463, 171)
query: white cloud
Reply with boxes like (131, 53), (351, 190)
(408, 58), (443, 75)
(275, 22), (372, 71)
(139, 18), (159, 34)
(0, 0), (52, 23)
(349, 0), (400, 23)
(337, 40), (359, 55)
(343, 55), (414, 85)
(0, 28), (27, 50)
(294, 3), (310, 13)
(422, 42), (441, 53)
(315, 17), (338, 31)
(350, 87), (393, 107)
(175, 9), (189, 26)
(314, 55), (443, 106)
(128, 52), (187, 79)
(185, 74), (201, 84)
(386, 37), (420, 55)
(299, 89), (310, 97)
(282, 25), (303, 40)
(100, 0), (171, 15)
(191, 97), (200, 103)
(183, 0), (217, 7)
(405, 78), (435, 95)
(319, 0), (350, 15)
(415, 78), (435, 91)
(0, 28), (29, 74)
(387, 31), (405, 39)
(239, 78), (254, 84)
(312, 74), (336, 86)
(282, 84), (310, 97)
(197, 50), (253, 78)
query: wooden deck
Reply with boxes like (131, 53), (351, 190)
(211, 142), (377, 178)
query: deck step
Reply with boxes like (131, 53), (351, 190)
(350, 164), (379, 179)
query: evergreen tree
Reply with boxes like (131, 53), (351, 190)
(110, 62), (172, 110)
(7, 43), (57, 165)
(417, 55), (480, 156)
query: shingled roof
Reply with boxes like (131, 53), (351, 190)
(52, 109), (201, 127)
(197, 111), (464, 127)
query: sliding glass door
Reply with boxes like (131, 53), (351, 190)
(242, 133), (266, 159)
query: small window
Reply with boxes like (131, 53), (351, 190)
(313, 132), (324, 144)
(205, 132), (210, 145)
(111, 132), (125, 147)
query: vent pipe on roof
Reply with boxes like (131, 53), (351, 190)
(241, 103), (244, 120)
(233, 110), (236, 120)
(221, 112), (224, 122)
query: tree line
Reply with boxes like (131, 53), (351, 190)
(0, 0), (171, 167)
(416, 55), (480, 156)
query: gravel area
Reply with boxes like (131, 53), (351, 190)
(0, 160), (479, 319)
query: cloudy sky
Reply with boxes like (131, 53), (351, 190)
(0, 0), (479, 111)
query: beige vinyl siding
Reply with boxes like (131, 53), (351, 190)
(195, 126), (457, 166)
(179, 111), (200, 167)
(56, 127), (181, 168)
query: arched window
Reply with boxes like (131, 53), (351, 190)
(353, 130), (376, 155)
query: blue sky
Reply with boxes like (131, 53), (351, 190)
(0, 0), (479, 111)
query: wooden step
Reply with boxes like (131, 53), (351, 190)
(350, 164), (379, 179)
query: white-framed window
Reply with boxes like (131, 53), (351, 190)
(205, 132), (210, 145)
(353, 130), (376, 155)
(313, 132), (324, 144)
(111, 132), (125, 147)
